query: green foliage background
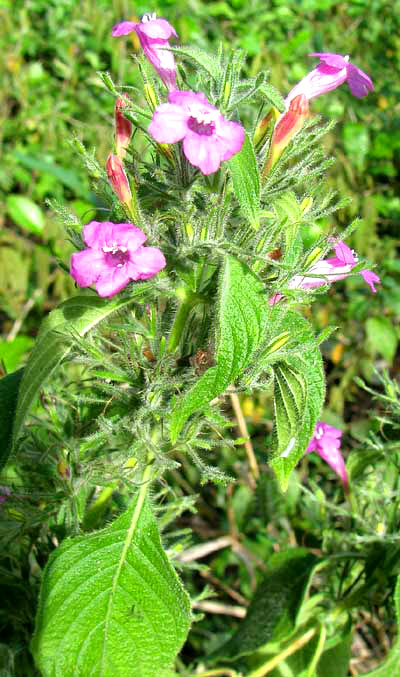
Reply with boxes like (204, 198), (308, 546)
(1, 0), (400, 675)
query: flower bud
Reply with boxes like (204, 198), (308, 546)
(115, 96), (133, 159)
(253, 107), (280, 149)
(263, 95), (309, 176)
(106, 153), (132, 205)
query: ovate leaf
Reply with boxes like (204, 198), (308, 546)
(32, 492), (191, 676)
(4, 287), (152, 460)
(212, 548), (318, 662)
(0, 369), (24, 470)
(6, 195), (45, 234)
(363, 576), (400, 676)
(229, 134), (261, 230)
(269, 312), (325, 490)
(170, 256), (268, 441)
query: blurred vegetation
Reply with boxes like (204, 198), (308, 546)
(1, 0), (400, 674)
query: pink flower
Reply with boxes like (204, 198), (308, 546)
(112, 13), (178, 91)
(106, 153), (132, 205)
(70, 221), (166, 298)
(270, 241), (380, 305)
(115, 96), (133, 159)
(148, 91), (246, 175)
(286, 53), (374, 106)
(308, 422), (348, 488)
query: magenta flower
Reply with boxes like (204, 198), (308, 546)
(286, 53), (374, 106)
(149, 91), (246, 175)
(112, 13), (178, 91)
(308, 422), (348, 488)
(70, 221), (166, 298)
(270, 241), (380, 305)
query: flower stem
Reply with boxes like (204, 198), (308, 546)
(248, 627), (317, 677)
(167, 292), (196, 353)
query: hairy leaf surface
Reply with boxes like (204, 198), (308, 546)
(170, 256), (268, 441)
(229, 134), (261, 230)
(32, 493), (191, 676)
(269, 312), (325, 490)
(4, 288), (152, 460)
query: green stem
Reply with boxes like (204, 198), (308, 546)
(193, 670), (238, 677)
(248, 627), (317, 677)
(306, 625), (326, 677)
(167, 294), (195, 353)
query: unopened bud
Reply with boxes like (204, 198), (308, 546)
(263, 94), (309, 176)
(115, 95), (133, 159)
(106, 153), (132, 205)
(253, 107), (280, 149)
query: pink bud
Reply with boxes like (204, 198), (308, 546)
(263, 94), (309, 176)
(115, 95), (133, 159)
(106, 153), (132, 205)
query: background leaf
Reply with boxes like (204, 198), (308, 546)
(366, 316), (398, 365)
(170, 256), (268, 441)
(32, 491), (191, 676)
(229, 134), (261, 230)
(0, 369), (24, 471)
(212, 548), (318, 662)
(6, 195), (45, 235)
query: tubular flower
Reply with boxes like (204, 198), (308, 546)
(115, 96), (133, 159)
(148, 91), (245, 175)
(286, 53), (374, 106)
(270, 241), (381, 305)
(70, 221), (166, 298)
(112, 13), (178, 91)
(264, 94), (309, 173)
(308, 422), (348, 488)
(106, 153), (132, 205)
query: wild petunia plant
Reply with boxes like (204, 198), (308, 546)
(2, 12), (392, 677)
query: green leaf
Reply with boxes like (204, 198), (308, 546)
(0, 336), (35, 372)
(212, 548), (318, 662)
(170, 256), (268, 442)
(6, 195), (45, 234)
(366, 316), (398, 364)
(258, 82), (286, 113)
(170, 46), (220, 79)
(0, 369), (24, 471)
(363, 576), (400, 676)
(4, 288), (152, 461)
(269, 312), (325, 491)
(32, 489), (191, 676)
(229, 134), (261, 230)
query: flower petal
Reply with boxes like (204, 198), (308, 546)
(127, 246), (166, 280)
(214, 119), (246, 161)
(138, 18), (178, 40)
(361, 270), (381, 293)
(346, 64), (375, 98)
(183, 132), (222, 175)
(309, 52), (349, 69)
(112, 21), (137, 37)
(317, 442), (349, 487)
(83, 221), (115, 248)
(70, 249), (106, 288)
(169, 91), (211, 109)
(148, 104), (188, 143)
(334, 241), (357, 265)
(95, 267), (131, 298)
(109, 223), (147, 251)
(286, 66), (347, 105)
